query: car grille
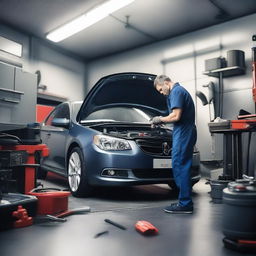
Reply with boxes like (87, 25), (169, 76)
(132, 169), (172, 179)
(135, 138), (172, 156)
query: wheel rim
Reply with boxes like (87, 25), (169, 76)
(68, 151), (81, 192)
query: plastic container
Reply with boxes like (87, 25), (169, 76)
(28, 188), (71, 215)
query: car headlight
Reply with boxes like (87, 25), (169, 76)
(93, 135), (131, 151)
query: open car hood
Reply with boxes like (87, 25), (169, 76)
(77, 73), (168, 122)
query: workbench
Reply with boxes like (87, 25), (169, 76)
(210, 127), (253, 180)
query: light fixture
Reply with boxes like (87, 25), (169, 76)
(46, 0), (134, 42)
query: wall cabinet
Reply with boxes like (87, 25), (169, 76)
(0, 62), (37, 124)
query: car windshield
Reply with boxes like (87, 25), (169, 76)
(80, 107), (154, 123)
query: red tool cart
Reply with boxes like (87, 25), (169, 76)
(0, 144), (49, 194)
(0, 122), (49, 194)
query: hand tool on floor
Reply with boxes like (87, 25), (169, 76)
(135, 220), (158, 235)
(34, 214), (67, 223)
(34, 206), (91, 224)
(94, 230), (109, 238)
(104, 218), (127, 230)
(55, 206), (91, 218)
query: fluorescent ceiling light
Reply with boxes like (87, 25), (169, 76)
(46, 0), (134, 42)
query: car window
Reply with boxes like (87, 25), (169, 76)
(84, 107), (153, 123)
(72, 102), (82, 119)
(45, 103), (70, 126)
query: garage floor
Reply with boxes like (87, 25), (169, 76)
(0, 174), (254, 256)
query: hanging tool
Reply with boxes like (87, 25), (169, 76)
(252, 47), (256, 111)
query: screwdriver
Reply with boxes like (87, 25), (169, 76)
(104, 219), (127, 230)
(94, 230), (109, 238)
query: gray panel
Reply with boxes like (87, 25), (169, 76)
(0, 103), (12, 123)
(0, 62), (15, 90)
(0, 63), (15, 123)
(12, 68), (37, 124)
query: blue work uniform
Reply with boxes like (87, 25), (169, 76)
(167, 83), (197, 207)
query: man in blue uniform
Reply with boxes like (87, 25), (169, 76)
(152, 75), (197, 214)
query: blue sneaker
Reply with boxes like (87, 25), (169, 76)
(164, 203), (193, 214)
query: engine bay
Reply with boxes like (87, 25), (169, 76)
(90, 123), (172, 140)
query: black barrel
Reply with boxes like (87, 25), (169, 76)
(227, 50), (245, 68)
(222, 181), (256, 240)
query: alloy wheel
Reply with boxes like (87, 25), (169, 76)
(68, 151), (81, 192)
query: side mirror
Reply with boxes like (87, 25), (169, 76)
(51, 118), (70, 128)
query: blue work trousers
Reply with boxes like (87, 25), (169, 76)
(171, 125), (197, 207)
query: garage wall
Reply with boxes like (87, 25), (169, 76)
(29, 38), (86, 101)
(87, 13), (256, 162)
(0, 24), (87, 101)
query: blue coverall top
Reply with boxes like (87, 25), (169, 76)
(167, 83), (197, 206)
(167, 83), (195, 130)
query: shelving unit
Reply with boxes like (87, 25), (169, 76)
(203, 65), (246, 118)
(203, 65), (245, 78)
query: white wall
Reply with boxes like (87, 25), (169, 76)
(0, 24), (87, 101)
(87, 13), (256, 161)
(30, 38), (86, 101)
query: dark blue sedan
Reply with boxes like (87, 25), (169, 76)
(40, 73), (200, 197)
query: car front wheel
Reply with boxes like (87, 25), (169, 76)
(68, 147), (92, 197)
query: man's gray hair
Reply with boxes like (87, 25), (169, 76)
(154, 75), (171, 87)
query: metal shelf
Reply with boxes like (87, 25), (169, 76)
(203, 66), (246, 78)
(0, 87), (24, 104)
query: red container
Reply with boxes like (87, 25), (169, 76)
(231, 119), (256, 130)
(28, 190), (71, 215)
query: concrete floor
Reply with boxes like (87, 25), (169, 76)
(0, 174), (254, 256)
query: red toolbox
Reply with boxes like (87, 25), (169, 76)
(28, 188), (71, 215)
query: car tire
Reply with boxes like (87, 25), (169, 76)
(35, 152), (48, 179)
(68, 147), (92, 197)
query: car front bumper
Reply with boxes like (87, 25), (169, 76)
(84, 141), (201, 186)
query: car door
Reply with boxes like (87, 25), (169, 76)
(41, 103), (70, 174)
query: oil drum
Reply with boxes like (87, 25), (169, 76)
(222, 180), (256, 240)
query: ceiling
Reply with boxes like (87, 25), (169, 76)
(0, 0), (256, 61)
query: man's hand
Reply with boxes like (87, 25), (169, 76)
(151, 116), (163, 125)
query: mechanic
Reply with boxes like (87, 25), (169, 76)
(152, 75), (197, 214)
